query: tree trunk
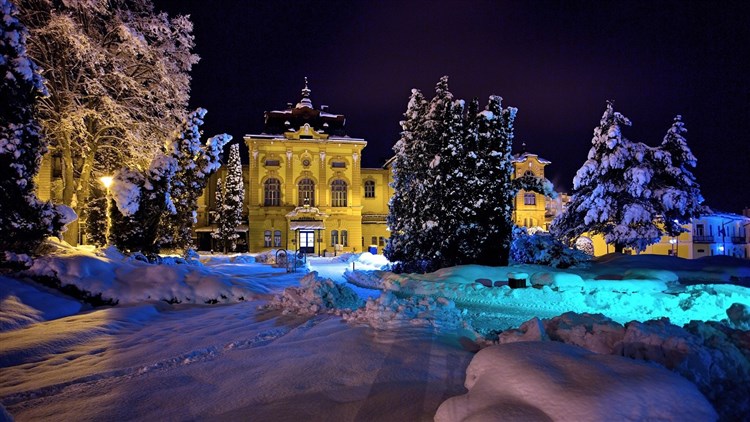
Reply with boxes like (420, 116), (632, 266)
(614, 243), (625, 254)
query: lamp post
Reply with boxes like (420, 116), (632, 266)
(99, 176), (114, 246)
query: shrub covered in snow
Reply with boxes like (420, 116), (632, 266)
(265, 272), (363, 316)
(511, 229), (590, 268)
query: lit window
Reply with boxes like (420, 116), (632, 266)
(331, 230), (339, 246)
(274, 230), (282, 247)
(264, 178), (281, 206)
(364, 180), (375, 198)
(331, 180), (347, 207)
(264, 230), (272, 247)
(298, 178), (315, 206)
(331, 161), (346, 168)
(341, 230), (348, 247)
(379, 236), (385, 246)
(371, 236), (377, 245)
(524, 193), (536, 206)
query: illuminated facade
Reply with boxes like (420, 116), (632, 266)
(196, 80), (392, 254)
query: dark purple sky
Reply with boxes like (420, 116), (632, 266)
(154, 0), (750, 213)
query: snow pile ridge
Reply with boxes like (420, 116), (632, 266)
(343, 292), (470, 333)
(265, 272), (363, 316)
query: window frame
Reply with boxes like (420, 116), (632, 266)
(264, 178), (281, 206)
(331, 179), (348, 207)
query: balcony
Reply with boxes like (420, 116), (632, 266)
(731, 236), (747, 244)
(692, 235), (714, 243)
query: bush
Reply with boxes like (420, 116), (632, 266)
(511, 228), (590, 268)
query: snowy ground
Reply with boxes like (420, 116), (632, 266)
(2, 244), (750, 420)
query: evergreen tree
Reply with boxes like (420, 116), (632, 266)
(385, 89), (428, 268)
(83, 186), (108, 247)
(653, 115), (704, 236)
(551, 102), (663, 252)
(212, 144), (244, 253)
(160, 108), (232, 254)
(110, 155), (177, 255)
(470, 96), (518, 266)
(0, 0), (71, 253)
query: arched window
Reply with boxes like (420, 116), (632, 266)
(331, 230), (339, 246)
(298, 178), (315, 206)
(364, 180), (375, 198)
(264, 178), (281, 206)
(524, 192), (536, 206)
(524, 170), (535, 177)
(274, 230), (282, 247)
(341, 230), (348, 247)
(264, 230), (272, 247)
(331, 179), (347, 207)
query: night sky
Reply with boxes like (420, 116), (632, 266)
(153, 0), (750, 213)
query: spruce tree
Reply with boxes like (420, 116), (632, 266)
(551, 102), (662, 252)
(0, 0), (70, 253)
(161, 108), (231, 254)
(653, 115), (704, 237)
(385, 89), (428, 267)
(212, 144), (244, 253)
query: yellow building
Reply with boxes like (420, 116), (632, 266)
(512, 150), (551, 230)
(197, 80), (392, 254)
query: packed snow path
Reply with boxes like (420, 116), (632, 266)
(0, 300), (472, 421)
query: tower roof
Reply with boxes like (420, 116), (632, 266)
(261, 78), (347, 136)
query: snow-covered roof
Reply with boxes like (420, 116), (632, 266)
(512, 152), (551, 164)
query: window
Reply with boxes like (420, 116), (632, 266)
(264, 230), (272, 247)
(379, 236), (385, 247)
(696, 224), (705, 237)
(341, 230), (348, 247)
(331, 161), (346, 168)
(524, 193), (536, 206)
(264, 178), (281, 206)
(331, 180), (347, 207)
(364, 180), (375, 198)
(264, 159), (280, 167)
(371, 236), (377, 245)
(274, 230), (282, 247)
(331, 230), (339, 246)
(298, 178), (315, 206)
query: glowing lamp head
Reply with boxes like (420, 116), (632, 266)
(100, 176), (114, 189)
(718, 245), (725, 252)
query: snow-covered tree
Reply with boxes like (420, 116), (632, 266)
(160, 108), (231, 253)
(468, 96), (519, 266)
(0, 0), (72, 253)
(17, 0), (198, 236)
(212, 144), (244, 253)
(551, 102), (673, 252)
(110, 155), (177, 255)
(82, 186), (108, 247)
(385, 88), (428, 269)
(652, 116), (704, 236)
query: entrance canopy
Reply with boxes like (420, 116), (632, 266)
(290, 220), (325, 230)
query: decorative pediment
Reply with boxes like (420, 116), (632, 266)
(285, 123), (329, 141)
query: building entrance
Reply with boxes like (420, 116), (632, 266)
(299, 230), (315, 254)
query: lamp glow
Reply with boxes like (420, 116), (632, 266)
(100, 176), (114, 189)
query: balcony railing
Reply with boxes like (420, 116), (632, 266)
(731, 236), (747, 244)
(692, 235), (714, 243)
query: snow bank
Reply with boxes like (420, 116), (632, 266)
(342, 292), (469, 332)
(436, 341), (717, 421)
(0, 276), (82, 331)
(265, 272), (362, 315)
(494, 312), (750, 420)
(23, 243), (262, 305)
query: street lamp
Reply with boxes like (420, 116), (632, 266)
(100, 176), (114, 246)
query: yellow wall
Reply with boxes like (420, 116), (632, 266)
(243, 124), (371, 253)
(512, 154), (548, 229)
